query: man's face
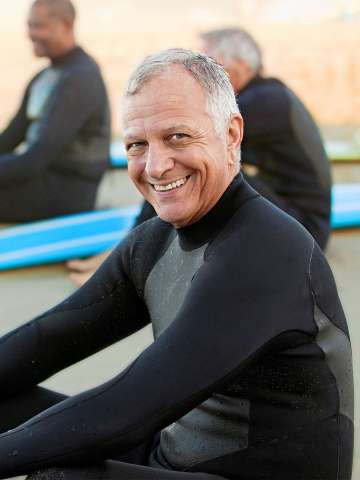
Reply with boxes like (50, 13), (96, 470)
(27, 4), (68, 58)
(122, 66), (243, 228)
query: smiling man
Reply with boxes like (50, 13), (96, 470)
(0, 0), (110, 221)
(123, 63), (240, 227)
(0, 49), (353, 480)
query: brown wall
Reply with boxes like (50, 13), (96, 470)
(0, 0), (359, 137)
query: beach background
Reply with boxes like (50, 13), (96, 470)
(0, 1), (359, 479)
(0, 0), (360, 140)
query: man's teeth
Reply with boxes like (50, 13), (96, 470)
(154, 177), (188, 192)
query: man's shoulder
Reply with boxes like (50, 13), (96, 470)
(237, 76), (291, 118)
(132, 215), (172, 245)
(240, 76), (288, 100)
(61, 47), (102, 81)
(117, 214), (172, 256)
(115, 215), (173, 286)
(209, 193), (315, 270)
(28, 66), (50, 86)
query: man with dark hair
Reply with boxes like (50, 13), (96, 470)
(201, 27), (332, 249)
(0, 49), (353, 480)
(33, 0), (76, 24)
(0, 0), (110, 222)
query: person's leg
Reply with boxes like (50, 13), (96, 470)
(0, 386), (67, 433)
(27, 461), (227, 480)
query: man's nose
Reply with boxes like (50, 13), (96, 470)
(145, 144), (175, 179)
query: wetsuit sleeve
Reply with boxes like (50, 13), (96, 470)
(0, 87), (30, 154)
(0, 236), (150, 399)
(0, 69), (105, 185)
(0, 233), (314, 478)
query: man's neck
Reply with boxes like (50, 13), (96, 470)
(49, 42), (78, 63)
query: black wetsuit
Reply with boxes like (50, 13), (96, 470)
(0, 47), (110, 222)
(0, 175), (353, 480)
(237, 76), (332, 249)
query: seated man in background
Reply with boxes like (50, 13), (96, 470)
(0, 49), (353, 480)
(0, 0), (110, 222)
(201, 27), (332, 249)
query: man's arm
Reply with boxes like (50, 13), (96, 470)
(0, 88), (30, 154)
(0, 70), (104, 185)
(0, 236), (150, 399)
(0, 227), (315, 478)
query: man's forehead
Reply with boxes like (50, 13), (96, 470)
(29, 3), (52, 20)
(122, 70), (208, 128)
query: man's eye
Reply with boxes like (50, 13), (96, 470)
(126, 142), (146, 152)
(170, 133), (189, 141)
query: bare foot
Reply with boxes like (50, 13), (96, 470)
(66, 250), (111, 287)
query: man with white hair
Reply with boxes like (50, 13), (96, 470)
(0, 0), (110, 221)
(201, 28), (332, 249)
(0, 49), (353, 480)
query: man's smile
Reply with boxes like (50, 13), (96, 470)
(151, 175), (191, 192)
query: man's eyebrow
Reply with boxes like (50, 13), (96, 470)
(123, 133), (145, 143)
(163, 125), (195, 135)
(124, 124), (195, 141)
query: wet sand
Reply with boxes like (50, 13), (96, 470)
(0, 169), (359, 478)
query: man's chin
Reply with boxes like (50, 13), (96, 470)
(32, 45), (48, 58)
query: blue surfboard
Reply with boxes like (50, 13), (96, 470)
(331, 183), (360, 229)
(111, 141), (128, 168)
(0, 206), (139, 271)
(0, 184), (359, 271)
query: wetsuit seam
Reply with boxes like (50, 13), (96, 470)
(308, 243), (342, 479)
(309, 307), (342, 479)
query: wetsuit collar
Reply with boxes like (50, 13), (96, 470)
(177, 173), (259, 250)
(51, 46), (83, 66)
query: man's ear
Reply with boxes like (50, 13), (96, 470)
(227, 114), (243, 163)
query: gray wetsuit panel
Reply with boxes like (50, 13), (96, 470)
(144, 236), (250, 469)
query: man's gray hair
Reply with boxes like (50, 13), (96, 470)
(33, 0), (76, 23)
(125, 48), (240, 137)
(200, 28), (263, 73)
